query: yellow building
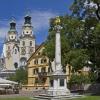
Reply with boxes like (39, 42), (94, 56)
(77, 66), (91, 75)
(24, 43), (72, 90)
(25, 43), (49, 90)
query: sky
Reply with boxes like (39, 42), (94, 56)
(0, 0), (73, 55)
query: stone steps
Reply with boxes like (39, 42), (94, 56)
(32, 94), (84, 100)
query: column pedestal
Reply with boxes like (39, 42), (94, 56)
(47, 68), (70, 96)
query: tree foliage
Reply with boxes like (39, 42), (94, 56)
(69, 74), (91, 85)
(44, 16), (89, 72)
(8, 67), (27, 84)
(44, 0), (100, 75)
(70, 0), (100, 20)
(70, 0), (100, 70)
(69, 72), (97, 85)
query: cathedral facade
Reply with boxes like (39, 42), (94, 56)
(3, 15), (35, 70)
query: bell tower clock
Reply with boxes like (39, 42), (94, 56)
(4, 19), (20, 70)
(19, 14), (35, 67)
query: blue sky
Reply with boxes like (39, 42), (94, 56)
(0, 0), (73, 55)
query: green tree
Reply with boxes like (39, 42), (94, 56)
(66, 49), (88, 71)
(44, 16), (89, 72)
(70, 0), (100, 20)
(69, 74), (91, 85)
(44, 0), (100, 84)
(70, 0), (100, 71)
(69, 72), (97, 86)
(8, 67), (27, 84)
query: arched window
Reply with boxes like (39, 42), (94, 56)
(22, 41), (25, 46)
(50, 80), (53, 87)
(44, 59), (47, 63)
(36, 68), (39, 74)
(14, 62), (18, 69)
(38, 52), (41, 55)
(41, 67), (46, 73)
(41, 59), (43, 64)
(41, 58), (47, 64)
(48, 67), (51, 73)
(34, 59), (38, 65)
(15, 49), (17, 54)
(30, 41), (32, 46)
(33, 69), (36, 75)
(20, 57), (27, 67)
(11, 36), (13, 39)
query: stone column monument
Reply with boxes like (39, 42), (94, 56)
(48, 16), (70, 96)
(34, 17), (81, 100)
(33, 16), (81, 100)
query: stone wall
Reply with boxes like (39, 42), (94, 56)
(69, 83), (100, 95)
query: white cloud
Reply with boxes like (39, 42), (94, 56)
(0, 10), (58, 39)
(0, 27), (8, 39)
(0, 10), (58, 55)
(17, 10), (58, 34)
(31, 10), (58, 31)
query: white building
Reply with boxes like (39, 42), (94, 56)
(2, 15), (35, 71)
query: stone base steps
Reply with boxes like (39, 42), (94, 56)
(32, 94), (84, 100)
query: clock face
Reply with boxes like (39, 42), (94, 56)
(21, 47), (26, 55)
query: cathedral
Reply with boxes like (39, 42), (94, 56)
(2, 15), (35, 71)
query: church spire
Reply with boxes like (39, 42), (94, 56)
(9, 17), (16, 32)
(21, 14), (34, 37)
(6, 18), (18, 42)
(10, 20), (16, 30)
(24, 15), (31, 25)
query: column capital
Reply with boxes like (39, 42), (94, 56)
(54, 25), (63, 33)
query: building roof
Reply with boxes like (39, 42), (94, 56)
(27, 42), (45, 63)
(35, 44), (40, 50)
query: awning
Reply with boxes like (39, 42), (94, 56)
(0, 84), (11, 88)
(0, 78), (18, 85)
